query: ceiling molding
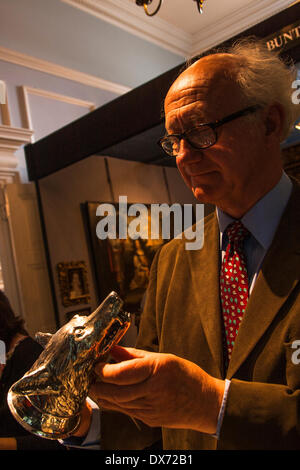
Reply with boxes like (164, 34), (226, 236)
(0, 46), (131, 95)
(61, 0), (295, 58)
(61, 0), (192, 56)
(191, 0), (296, 57)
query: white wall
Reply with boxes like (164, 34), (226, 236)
(0, 0), (184, 89)
(0, 59), (121, 181)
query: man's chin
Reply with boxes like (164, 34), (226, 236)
(192, 186), (215, 204)
(190, 172), (224, 204)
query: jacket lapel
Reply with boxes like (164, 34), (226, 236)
(187, 213), (224, 378)
(227, 182), (300, 378)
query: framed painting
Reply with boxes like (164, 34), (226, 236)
(57, 261), (90, 307)
(82, 201), (186, 322)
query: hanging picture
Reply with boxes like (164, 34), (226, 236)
(57, 261), (90, 307)
(82, 201), (192, 323)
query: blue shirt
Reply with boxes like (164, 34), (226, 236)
(217, 171), (293, 293)
(215, 171), (293, 438)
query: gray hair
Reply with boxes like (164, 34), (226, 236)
(191, 38), (300, 141)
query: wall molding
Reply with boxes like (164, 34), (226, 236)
(0, 81), (11, 127)
(61, 0), (294, 57)
(0, 125), (33, 149)
(22, 86), (96, 110)
(0, 124), (33, 181)
(19, 85), (96, 143)
(0, 45), (131, 95)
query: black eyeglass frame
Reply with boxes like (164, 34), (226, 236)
(158, 105), (261, 157)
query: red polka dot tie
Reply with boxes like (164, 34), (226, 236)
(220, 220), (250, 362)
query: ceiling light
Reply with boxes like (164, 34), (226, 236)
(135, 0), (205, 17)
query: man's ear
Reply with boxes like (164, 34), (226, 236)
(265, 115), (276, 135)
(264, 104), (285, 138)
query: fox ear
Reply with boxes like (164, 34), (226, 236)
(35, 332), (53, 348)
(10, 367), (62, 396)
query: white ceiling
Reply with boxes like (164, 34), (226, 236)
(135, 0), (283, 34)
(61, 0), (296, 57)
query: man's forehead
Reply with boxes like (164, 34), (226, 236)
(165, 78), (214, 111)
(177, 53), (241, 83)
(165, 54), (242, 111)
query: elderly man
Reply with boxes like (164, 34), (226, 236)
(76, 39), (300, 450)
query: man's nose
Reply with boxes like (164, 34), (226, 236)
(176, 138), (202, 165)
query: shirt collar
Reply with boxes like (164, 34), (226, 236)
(217, 171), (293, 251)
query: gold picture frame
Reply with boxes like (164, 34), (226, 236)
(57, 261), (90, 307)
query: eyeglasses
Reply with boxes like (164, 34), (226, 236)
(158, 105), (261, 157)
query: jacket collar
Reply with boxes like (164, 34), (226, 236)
(186, 179), (300, 379)
(227, 180), (300, 378)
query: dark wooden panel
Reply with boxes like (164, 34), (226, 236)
(25, 65), (181, 179)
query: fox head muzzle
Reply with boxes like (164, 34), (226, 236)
(7, 291), (130, 439)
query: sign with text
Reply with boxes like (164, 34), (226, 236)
(264, 21), (300, 53)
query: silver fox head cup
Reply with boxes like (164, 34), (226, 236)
(7, 291), (130, 439)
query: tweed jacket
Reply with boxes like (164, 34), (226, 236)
(101, 180), (300, 450)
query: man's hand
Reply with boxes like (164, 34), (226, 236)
(72, 399), (92, 437)
(89, 345), (225, 434)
